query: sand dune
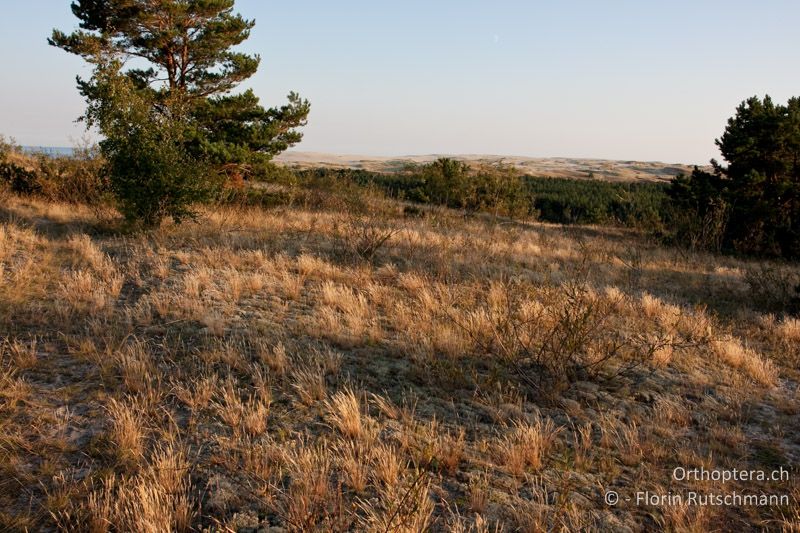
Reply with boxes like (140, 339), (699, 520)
(275, 151), (703, 182)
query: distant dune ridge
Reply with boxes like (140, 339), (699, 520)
(275, 151), (703, 182)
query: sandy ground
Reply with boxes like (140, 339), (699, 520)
(274, 151), (704, 182)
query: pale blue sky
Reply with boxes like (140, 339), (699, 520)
(1, 1), (799, 164)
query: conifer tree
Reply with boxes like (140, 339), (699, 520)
(669, 95), (800, 257)
(50, 0), (309, 224)
(51, 0), (309, 164)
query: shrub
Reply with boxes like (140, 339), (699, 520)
(527, 176), (669, 227)
(0, 142), (115, 221)
(0, 161), (40, 195)
(466, 164), (530, 218)
(250, 161), (298, 184)
(334, 213), (399, 262)
(295, 165), (669, 226)
(744, 264), (800, 315)
(454, 281), (677, 398)
(0, 143), (109, 206)
(420, 158), (471, 208)
(84, 63), (222, 227)
(35, 148), (110, 208)
(104, 117), (219, 227)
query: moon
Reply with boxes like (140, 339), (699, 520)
(493, 34), (500, 44)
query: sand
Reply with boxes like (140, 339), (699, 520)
(274, 151), (705, 182)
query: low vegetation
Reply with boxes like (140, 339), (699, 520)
(290, 165), (670, 228)
(1, 178), (798, 530)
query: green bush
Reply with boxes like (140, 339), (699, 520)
(84, 63), (222, 227)
(250, 161), (299, 184)
(105, 120), (219, 227)
(421, 158), (471, 207)
(466, 164), (530, 217)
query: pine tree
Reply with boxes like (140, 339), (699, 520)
(50, 0), (310, 225)
(669, 95), (800, 257)
(50, 1), (309, 164)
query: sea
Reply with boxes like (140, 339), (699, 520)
(21, 146), (76, 157)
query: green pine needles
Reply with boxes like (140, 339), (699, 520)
(50, 0), (310, 227)
(669, 96), (800, 258)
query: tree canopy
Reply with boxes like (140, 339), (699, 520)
(669, 95), (800, 257)
(50, 0), (310, 169)
(49, 0), (309, 225)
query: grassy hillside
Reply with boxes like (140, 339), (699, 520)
(1, 189), (798, 531)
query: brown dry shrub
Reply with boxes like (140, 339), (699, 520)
(455, 280), (681, 397)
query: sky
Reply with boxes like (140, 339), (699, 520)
(1, 1), (799, 164)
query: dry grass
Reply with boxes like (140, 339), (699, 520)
(257, 340), (289, 375)
(325, 387), (364, 440)
(1, 192), (797, 531)
(114, 339), (154, 394)
(371, 442), (406, 487)
(291, 363), (327, 406)
(2, 336), (39, 369)
(106, 397), (147, 466)
(571, 421), (594, 469)
(777, 318), (800, 343)
(499, 418), (562, 476)
(337, 440), (370, 493)
(357, 470), (435, 532)
(58, 443), (195, 533)
(712, 337), (779, 386)
(213, 377), (271, 436)
(468, 474), (490, 515)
